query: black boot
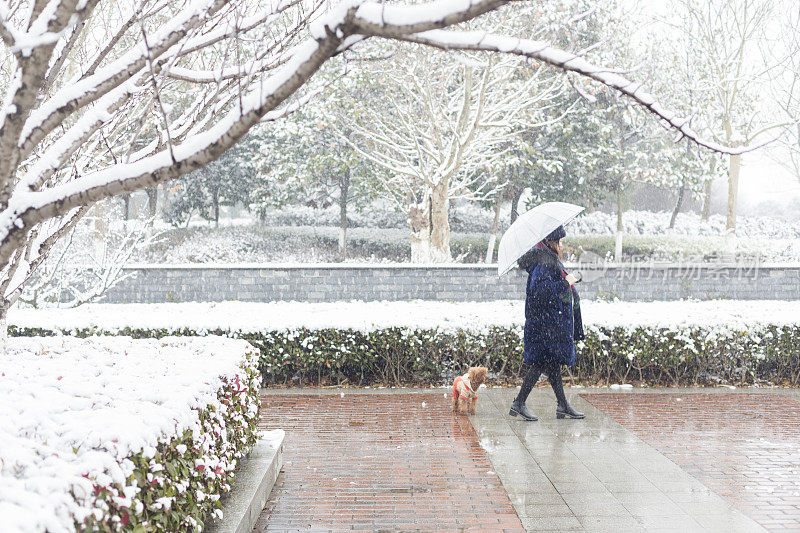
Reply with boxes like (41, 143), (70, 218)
(509, 400), (538, 421)
(547, 365), (585, 419)
(556, 401), (585, 419)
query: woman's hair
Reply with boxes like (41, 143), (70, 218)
(544, 239), (563, 259)
(517, 239), (562, 269)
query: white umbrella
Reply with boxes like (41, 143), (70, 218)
(497, 201), (584, 276)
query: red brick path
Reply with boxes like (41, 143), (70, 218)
(584, 393), (800, 532)
(254, 393), (524, 532)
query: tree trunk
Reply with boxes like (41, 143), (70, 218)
(160, 184), (170, 218)
(615, 189), (624, 262)
(213, 188), (220, 228)
(429, 181), (451, 262)
(669, 177), (687, 231)
(408, 195), (431, 263)
(486, 188), (504, 263)
(338, 168), (350, 261)
(0, 302), (8, 347)
(510, 186), (523, 224)
(93, 201), (107, 260)
(725, 153), (741, 256)
(701, 178), (713, 221)
(146, 188), (157, 219)
(122, 194), (131, 220)
(585, 195), (595, 214)
(701, 156), (717, 221)
(670, 140), (691, 232)
(407, 181), (451, 263)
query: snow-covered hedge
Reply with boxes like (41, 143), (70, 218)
(570, 210), (800, 239)
(8, 301), (800, 387)
(0, 336), (261, 532)
(247, 324), (800, 387)
(256, 201), (407, 229)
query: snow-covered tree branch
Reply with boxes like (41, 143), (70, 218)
(19, 215), (161, 309)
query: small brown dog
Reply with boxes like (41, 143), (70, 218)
(452, 366), (488, 415)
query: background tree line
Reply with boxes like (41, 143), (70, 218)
(110, 0), (800, 263)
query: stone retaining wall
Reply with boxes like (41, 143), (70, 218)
(100, 262), (800, 302)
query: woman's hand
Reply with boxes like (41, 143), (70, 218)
(565, 273), (578, 286)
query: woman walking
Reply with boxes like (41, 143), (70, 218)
(509, 224), (586, 421)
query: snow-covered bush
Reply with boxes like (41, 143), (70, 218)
(449, 202), (510, 234)
(256, 205), (344, 228)
(248, 206), (800, 240)
(349, 199), (409, 229)
(0, 337), (261, 532)
(10, 324), (798, 388)
(563, 234), (800, 263)
(255, 201), (408, 229)
(134, 208), (800, 264)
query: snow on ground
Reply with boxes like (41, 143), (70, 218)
(9, 300), (800, 334)
(0, 336), (253, 533)
(122, 210), (800, 264)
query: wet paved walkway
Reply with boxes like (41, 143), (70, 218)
(474, 388), (765, 532)
(584, 392), (800, 532)
(254, 392), (523, 532)
(254, 389), (799, 532)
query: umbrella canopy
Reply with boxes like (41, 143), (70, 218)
(497, 202), (584, 276)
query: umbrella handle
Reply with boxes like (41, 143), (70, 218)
(572, 271), (583, 284)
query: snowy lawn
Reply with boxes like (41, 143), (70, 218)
(0, 336), (263, 532)
(8, 299), (800, 333)
(130, 222), (800, 264)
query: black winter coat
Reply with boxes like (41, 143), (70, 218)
(518, 247), (585, 367)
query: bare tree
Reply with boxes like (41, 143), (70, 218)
(0, 0), (747, 335)
(662, 0), (798, 251)
(343, 44), (566, 262)
(771, 4), (800, 183)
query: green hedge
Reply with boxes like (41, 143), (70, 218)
(12, 324), (800, 387)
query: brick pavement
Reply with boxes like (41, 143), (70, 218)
(253, 393), (524, 532)
(583, 393), (800, 532)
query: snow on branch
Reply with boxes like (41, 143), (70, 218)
(177, 1), (301, 56)
(395, 29), (751, 155)
(348, 0), (507, 38)
(16, 0), (226, 160)
(261, 84), (331, 122)
(0, 0), (101, 201)
(0, 8), (18, 48)
(167, 57), (283, 84)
